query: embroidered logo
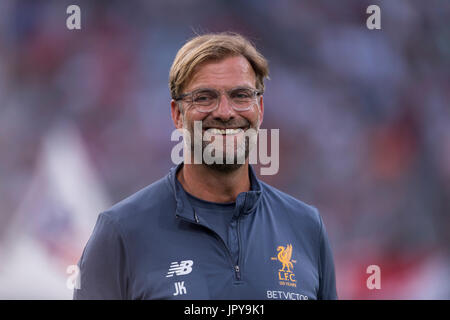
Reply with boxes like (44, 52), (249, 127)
(166, 260), (194, 278)
(270, 244), (297, 287)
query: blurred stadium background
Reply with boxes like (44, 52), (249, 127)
(0, 0), (449, 299)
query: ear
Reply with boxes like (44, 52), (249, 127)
(171, 99), (184, 129)
(258, 95), (264, 126)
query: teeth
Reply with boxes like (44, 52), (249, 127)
(208, 128), (243, 135)
(209, 128), (224, 135)
(226, 128), (243, 134)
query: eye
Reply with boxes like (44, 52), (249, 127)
(193, 90), (217, 104)
(231, 89), (253, 100)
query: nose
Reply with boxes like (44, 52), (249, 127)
(210, 93), (236, 122)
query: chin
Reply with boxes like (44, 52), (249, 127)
(204, 162), (245, 173)
(201, 140), (249, 168)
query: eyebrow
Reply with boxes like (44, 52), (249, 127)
(188, 85), (256, 92)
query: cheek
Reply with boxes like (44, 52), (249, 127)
(242, 109), (261, 127)
(183, 111), (207, 129)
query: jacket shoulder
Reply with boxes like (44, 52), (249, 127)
(101, 175), (175, 226)
(260, 181), (321, 225)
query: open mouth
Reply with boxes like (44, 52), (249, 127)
(203, 126), (249, 135)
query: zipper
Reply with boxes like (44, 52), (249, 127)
(176, 212), (242, 281)
(235, 217), (242, 281)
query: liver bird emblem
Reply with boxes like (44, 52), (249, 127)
(271, 244), (296, 273)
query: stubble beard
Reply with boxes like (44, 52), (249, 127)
(183, 114), (260, 173)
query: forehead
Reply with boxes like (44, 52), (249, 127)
(185, 55), (256, 91)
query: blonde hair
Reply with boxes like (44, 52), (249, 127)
(169, 32), (269, 99)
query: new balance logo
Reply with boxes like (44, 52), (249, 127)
(166, 260), (194, 277)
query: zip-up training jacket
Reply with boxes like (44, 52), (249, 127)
(73, 163), (337, 300)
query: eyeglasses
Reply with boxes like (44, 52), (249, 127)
(175, 87), (262, 113)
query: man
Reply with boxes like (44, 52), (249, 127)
(74, 32), (337, 300)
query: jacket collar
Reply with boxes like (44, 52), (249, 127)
(167, 162), (263, 222)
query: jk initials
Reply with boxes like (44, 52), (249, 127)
(173, 281), (187, 296)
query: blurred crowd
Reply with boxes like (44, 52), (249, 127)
(0, 0), (449, 298)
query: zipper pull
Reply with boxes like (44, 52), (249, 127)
(235, 265), (241, 280)
(194, 211), (200, 224)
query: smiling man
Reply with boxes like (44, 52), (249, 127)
(74, 32), (337, 300)
(171, 53), (263, 201)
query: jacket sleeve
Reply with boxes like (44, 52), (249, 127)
(317, 214), (338, 300)
(73, 213), (129, 300)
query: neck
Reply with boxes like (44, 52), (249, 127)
(177, 162), (251, 203)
